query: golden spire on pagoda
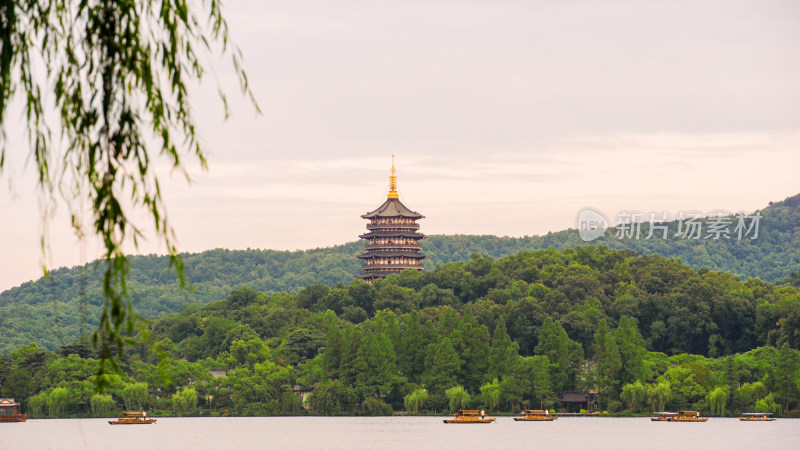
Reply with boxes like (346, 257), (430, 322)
(388, 154), (399, 199)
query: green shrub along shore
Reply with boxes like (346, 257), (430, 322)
(1, 246), (798, 418)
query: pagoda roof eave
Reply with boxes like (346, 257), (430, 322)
(362, 198), (424, 219)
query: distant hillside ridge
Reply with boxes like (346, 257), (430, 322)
(0, 193), (798, 353)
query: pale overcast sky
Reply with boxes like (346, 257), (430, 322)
(1, 0), (799, 292)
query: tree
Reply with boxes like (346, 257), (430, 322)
(536, 316), (583, 394)
(308, 380), (360, 416)
(456, 310), (490, 392)
(121, 382), (148, 411)
(296, 284), (330, 310)
(349, 282), (378, 315)
(418, 284), (458, 309)
(422, 337), (462, 396)
(773, 343), (800, 414)
(47, 387), (70, 417)
(374, 284), (418, 314)
(226, 287), (263, 309)
(620, 380), (647, 412)
(1, 370), (37, 404)
(404, 388), (428, 415)
(735, 381), (767, 412)
(647, 381), (671, 412)
(362, 396), (393, 416)
(445, 385), (471, 412)
(661, 365), (707, 409)
(27, 392), (48, 418)
(706, 386), (729, 416)
(499, 376), (526, 413)
(614, 316), (650, 386)
(562, 298), (605, 357)
(278, 328), (324, 366)
(754, 393), (781, 415)
(594, 318), (622, 406)
(227, 337), (273, 368)
(502, 298), (545, 356)
(321, 319), (349, 378)
(488, 317), (519, 381)
(90, 393), (116, 417)
(398, 311), (428, 384)
(517, 356), (551, 409)
(0, 0), (257, 380)
(352, 325), (397, 398)
(479, 378), (501, 412)
(172, 387), (198, 416)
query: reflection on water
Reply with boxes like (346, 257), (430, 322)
(4, 416), (799, 450)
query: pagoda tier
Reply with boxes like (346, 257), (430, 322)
(357, 251), (426, 259)
(357, 156), (425, 282)
(358, 230), (424, 239)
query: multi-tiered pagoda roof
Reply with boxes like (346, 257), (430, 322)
(356, 157), (425, 281)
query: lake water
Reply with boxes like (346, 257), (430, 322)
(4, 416), (799, 449)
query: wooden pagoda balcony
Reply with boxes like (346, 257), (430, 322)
(363, 264), (424, 271)
(366, 222), (420, 231)
(363, 243), (422, 250)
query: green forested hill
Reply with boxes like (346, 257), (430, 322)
(1, 193), (798, 353)
(3, 247), (799, 419)
(595, 193), (800, 283)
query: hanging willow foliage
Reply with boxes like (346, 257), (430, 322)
(0, 0), (258, 388)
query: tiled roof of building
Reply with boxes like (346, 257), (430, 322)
(558, 391), (590, 402)
(359, 231), (424, 239)
(361, 198), (424, 219)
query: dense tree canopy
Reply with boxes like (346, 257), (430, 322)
(1, 247), (799, 418)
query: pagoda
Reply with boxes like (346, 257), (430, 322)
(357, 156), (425, 281)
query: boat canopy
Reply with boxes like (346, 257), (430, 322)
(739, 412), (773, 416)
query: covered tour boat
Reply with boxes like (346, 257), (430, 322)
(739, 413), (775, 421)
(443, 410), (496, 424)
(650, 412), (677, 422)
(108, 411), (157, 425)
(0, 398), (26, 423)
(669, 410), (708, 422)
(514, 410), (557, 421)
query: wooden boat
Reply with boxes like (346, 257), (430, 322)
(514, 409), (557, 421)
(443, 410), (496, 424)
(0, 398), (27, 423)
(109, 411), (157, 425)
(669, 410), (707, 422)
(739, 413), (775, 421)
(650, 412), (677, 422)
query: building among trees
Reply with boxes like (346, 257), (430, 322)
(557, 391), (598, 413)
(357, 157), (426, 281)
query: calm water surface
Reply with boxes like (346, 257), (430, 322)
(4, 416), (799, 449)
